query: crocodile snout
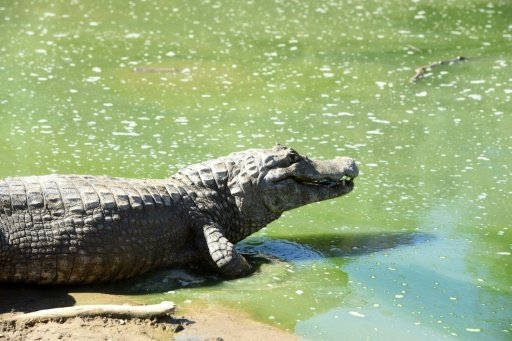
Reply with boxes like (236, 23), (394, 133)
(335, 157), (359, 179)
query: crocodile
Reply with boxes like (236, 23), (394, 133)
(0, 145), (358, 284)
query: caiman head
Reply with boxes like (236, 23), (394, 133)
(226, 144), (358, 227)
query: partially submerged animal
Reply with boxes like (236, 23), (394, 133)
(0, 145), (358, 284)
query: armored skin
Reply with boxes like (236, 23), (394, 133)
(0, 145), (358, 284)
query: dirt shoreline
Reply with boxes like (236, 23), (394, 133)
(0, 290), (298, 341)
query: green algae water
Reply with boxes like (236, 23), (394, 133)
(1, 0), (511, 339)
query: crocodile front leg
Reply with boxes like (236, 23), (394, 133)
(195, 221), (253, 278)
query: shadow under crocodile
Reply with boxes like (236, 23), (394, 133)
(0, 231), (433, 314)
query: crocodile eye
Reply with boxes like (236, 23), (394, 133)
(287, 150), (301, 164)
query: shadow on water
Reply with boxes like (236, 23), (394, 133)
(241, 231), (434, 260)
(286, 231), (434, 258)
(0, 231), (433, 313)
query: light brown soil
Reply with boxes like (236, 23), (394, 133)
(0, 289), (297, 341)
(173, 304), (298, 341)
(0, 315), (176, 341)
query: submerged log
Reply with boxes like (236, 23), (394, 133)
(4, 301), (176, 324)
(411, 56), (467, 82)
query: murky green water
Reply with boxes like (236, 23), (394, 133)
(1, 0), (511, 339)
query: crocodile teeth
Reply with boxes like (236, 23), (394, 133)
(336, 176), (354, 187)
(308, 176), (353, 187)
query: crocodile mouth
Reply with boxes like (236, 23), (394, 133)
(300, 175), (355, 189)
(263, 156), (358, 193)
